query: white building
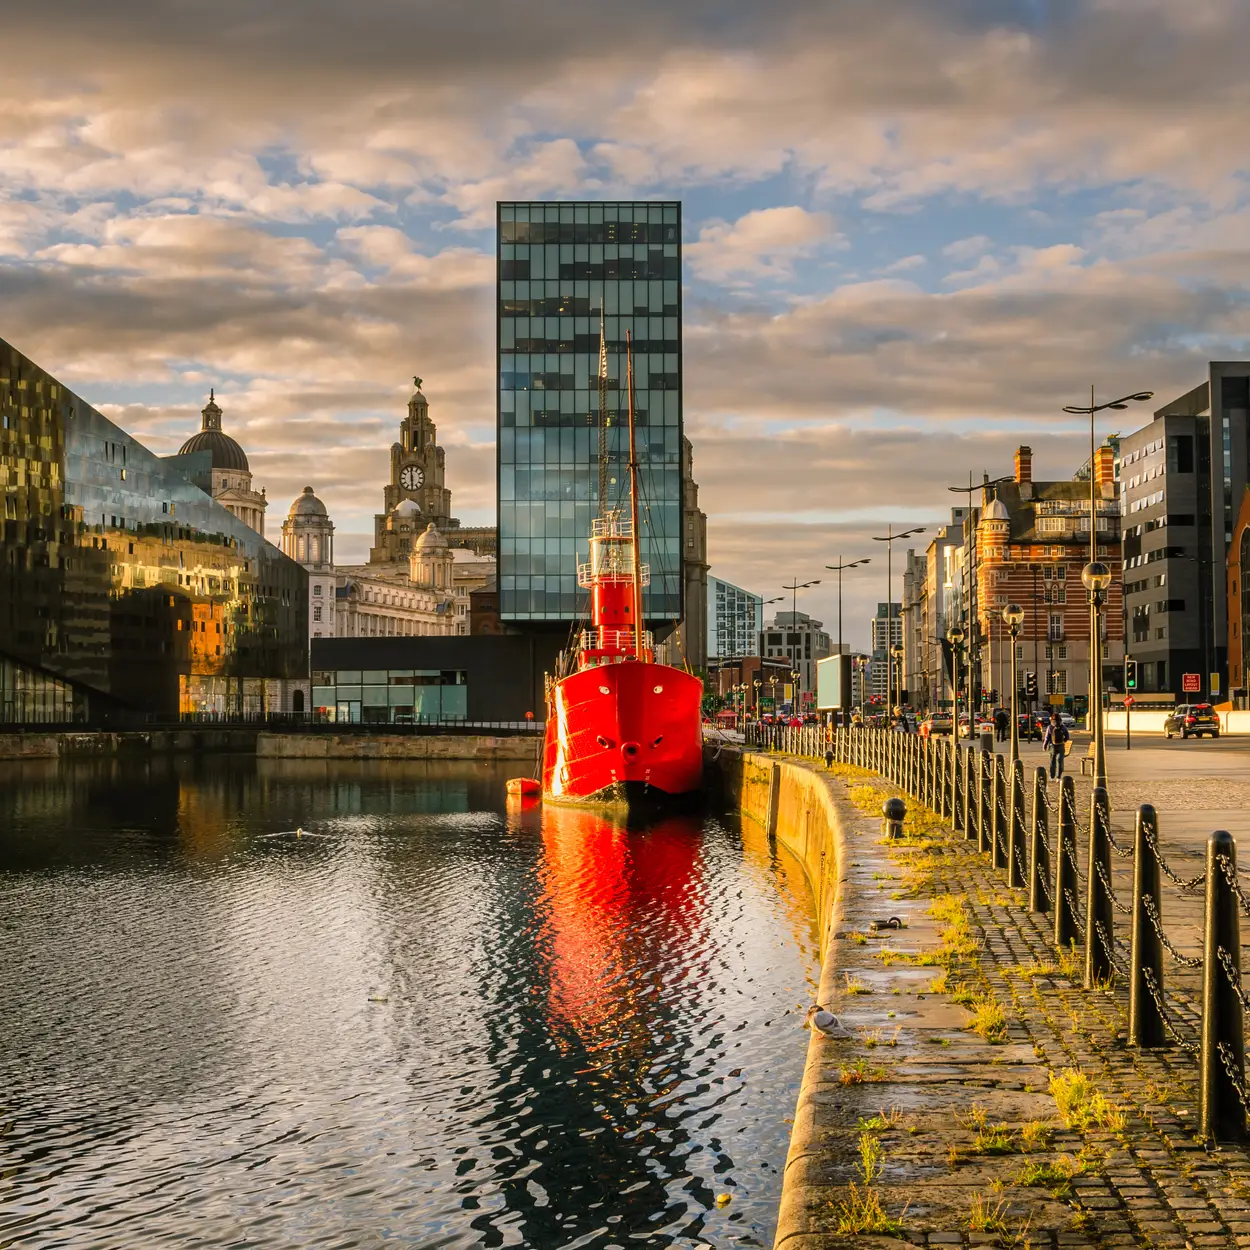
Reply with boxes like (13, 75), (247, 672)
(707, 576), (764, 661)
(281, 487), (496, 642)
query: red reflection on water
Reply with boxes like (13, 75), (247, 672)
(536, 806), (704, 1055)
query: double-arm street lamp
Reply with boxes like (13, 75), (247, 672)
(1003, 603), (1025, 763)
(781, 578), (821, 709)
(1061, 387), (1153, 745)
(825, 557), (871, 658)
(871, 525), (925, 716)
(1083, 561), (1112, 790)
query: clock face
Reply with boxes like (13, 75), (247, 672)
(400, 465), (425, 491)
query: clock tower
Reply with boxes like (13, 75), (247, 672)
(368, 378), (457, 564)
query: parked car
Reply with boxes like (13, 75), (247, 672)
(919, 713), (953, 738)
(957, 714), (996, 739)
(1164, 703), (1220, 739)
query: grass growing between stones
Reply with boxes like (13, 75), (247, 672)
(831, 1129), (904, 1236)
(1049, 1069), (1126, 1133)
(839, 1058), (888, 1085)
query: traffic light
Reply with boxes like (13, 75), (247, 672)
(1025, 671), (1038, 700)
(1125, 658), (1138, 690)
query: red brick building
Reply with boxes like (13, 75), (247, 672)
(974, 445), (1124, 715)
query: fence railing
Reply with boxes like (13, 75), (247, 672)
(744, 721), (1250, 1144)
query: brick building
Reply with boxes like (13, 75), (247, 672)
(974, 445), (1124, 717)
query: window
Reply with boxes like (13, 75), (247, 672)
(313, 606), (322, 622)
(313, 584), (322, 597)
(1048, 612), (1063, 640)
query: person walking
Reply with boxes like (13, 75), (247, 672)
(994, 706), (1009, 742)
(1042, 711), (1069, 780)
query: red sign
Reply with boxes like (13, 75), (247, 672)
(1182, 673), (1201, 693)
(1123, 696), (1135, 707)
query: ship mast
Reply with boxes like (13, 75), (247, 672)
(597, 304), (609, 515)
(625, 330), (645, 662)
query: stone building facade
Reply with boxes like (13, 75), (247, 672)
(176, 391), (268, 536)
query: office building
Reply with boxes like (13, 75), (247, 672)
(869, 603), (903, 702)
(707, 576), (764, 662)
(0, 336), (307, 724)
(1120, 364), (1250, 700)
(761, 610), (831, 706)
(903, 508), (968, 711)
(496, 200), (682, 625)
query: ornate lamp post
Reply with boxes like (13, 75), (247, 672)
(1003, 603), (1025, 763)
(790, 669), (801, 719)
(752, 679), (762, 722)
(1083, 562), (1112, 789)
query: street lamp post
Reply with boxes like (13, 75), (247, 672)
(780, 579), (820, 709)
(890, 642), (904, 718)
(872, 524), (925, 720)
(825, 557), (871, 659)
(1003, 603), (1024, 763)
(948, 623), (965, 802)
(752, 679), (762, 722)
(1061, 387), (1154, 723)
(1083, 562), (1112, 789)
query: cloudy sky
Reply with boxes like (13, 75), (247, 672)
(5, 0), (1250, 649)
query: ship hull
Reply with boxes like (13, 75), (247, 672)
(542, 661), (703, 809)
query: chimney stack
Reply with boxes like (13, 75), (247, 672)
(1014, 445), (1032, 485)
(1094, 445), (1115, 490)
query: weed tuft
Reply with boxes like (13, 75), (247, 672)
(1050, 1069), (1126, 1133)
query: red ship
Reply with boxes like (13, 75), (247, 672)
(540, 332), (703, 810)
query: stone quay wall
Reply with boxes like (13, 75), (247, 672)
(256, 733), (540, 761)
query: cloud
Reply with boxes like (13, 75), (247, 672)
(687, 206), (838, 286)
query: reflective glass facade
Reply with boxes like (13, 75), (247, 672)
(310, 668), (468, 724)
(497, 201), (682, 623)
(0, 337), (308, 722)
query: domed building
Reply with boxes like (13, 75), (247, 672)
(178, 391), (268, 535)
(282, 487), (336, 640)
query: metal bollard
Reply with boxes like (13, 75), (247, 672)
(978, 747), (992, 855)
(1054, 776), (1080, 950)
(963, 746), (975, 842)
(941, 738), (952, 821)
(882, 795), (906, 840)
(1129, 804), (1165, 1048)
(992, 755), (1007, 870)
(1007, 758), (1026, 889)
(1085, 787), (1114, 987)
(951, 739), (962, 835)
(1029, 766), (1050, 913)
(1201, 830), (1247, 1142)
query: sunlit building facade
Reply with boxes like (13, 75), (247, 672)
(496, 200), (683, 624)
(0, 336), (308, 724)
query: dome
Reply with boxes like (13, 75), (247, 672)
(392, 498), (422, 517)
(288, 486), (328, 519)
(179, 389), (249, 471)
(178, 428), (249, 472)
(414, 521), (448, 551)
(982, 498), (1010, 521)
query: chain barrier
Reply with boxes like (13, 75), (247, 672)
(1094, 857), (1131, 916)
(1141, 966), (1200, 1054)
(1062, 887), (1086, 942)
(1217, 1039), (1250, 1115)
(1093, 918), (1128, 978)
(1216, 945), (1250, 1012)
(1035, 863), (1055, 907)
(1099, 809), (1135, 860)
(1140, 893), (1203, 968)
(1142, 819), (1207, 891)
(1217, 852), (1250, 921)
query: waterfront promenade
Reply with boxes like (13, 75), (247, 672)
(739, 738), (1250, 1249)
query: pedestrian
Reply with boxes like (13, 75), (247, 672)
(1042, 711), (1069, 780)
(994, 706), (1009, 742)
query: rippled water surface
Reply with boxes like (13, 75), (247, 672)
(0, 756), (818, 1248)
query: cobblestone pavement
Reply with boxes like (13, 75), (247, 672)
(776, 748), (1250, 1250)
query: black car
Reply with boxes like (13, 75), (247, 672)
(1164, 703), (1220, 740)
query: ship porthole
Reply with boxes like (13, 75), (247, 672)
(599, 685), (610, 694)
(652, 735), (663, 747)
(653, 685), (663, 694)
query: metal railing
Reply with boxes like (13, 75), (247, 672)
(743, 721), (1250, 1144)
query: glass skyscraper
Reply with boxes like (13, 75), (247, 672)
(496, 200), (682, 624)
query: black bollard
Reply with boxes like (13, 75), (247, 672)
(952, 738), (963, 835)
(978, 746), (992, 855)
(1129, 804), (1165, 1048)
(882, 796), (906, 840)
(992, 755), (1007, 870)
(1085, 787), (1114, 987)
(1029, 766), (1050, 913)
(1007, 758), (1026, 889)
(963, 746), (976, 842)
(1201, 830), (1247, 1142)
(1055, 776), (1080, 950)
